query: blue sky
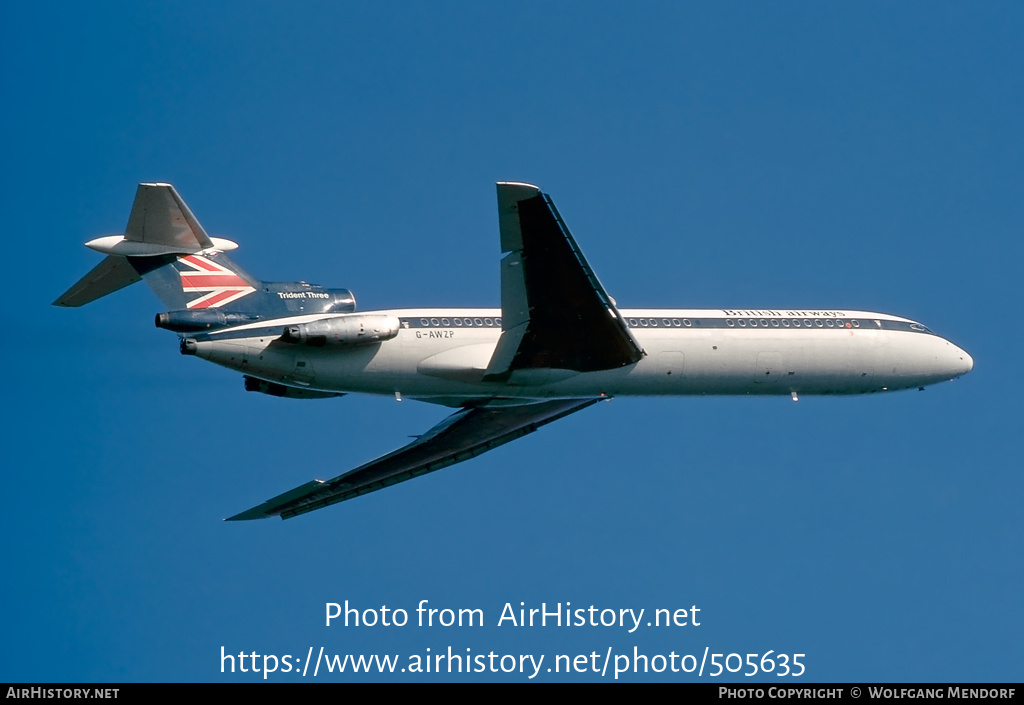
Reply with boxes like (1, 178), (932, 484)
(2, 1), (1021, 682)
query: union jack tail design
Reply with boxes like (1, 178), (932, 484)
(177, 254), (257, 309)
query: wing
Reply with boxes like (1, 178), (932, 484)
(227, 397), (602, 520)
(485, 183), (644, 378)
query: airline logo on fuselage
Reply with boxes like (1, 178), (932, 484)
(722, 309), (846, 318)
(177, 255), (256, 309)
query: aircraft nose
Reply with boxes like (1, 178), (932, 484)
(927, 338), (973, 383)
(960, 348), (974, 376)
(946, 342), (973, 378)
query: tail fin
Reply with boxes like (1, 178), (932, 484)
(54, 184), (259, 310)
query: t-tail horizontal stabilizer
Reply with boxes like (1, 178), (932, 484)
(54, 183), (242, 307)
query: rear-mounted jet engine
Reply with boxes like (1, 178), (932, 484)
(279, 314), (401, 347)
(155, 310), (260, 332)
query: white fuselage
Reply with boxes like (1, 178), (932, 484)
(190, 307), (974, 404)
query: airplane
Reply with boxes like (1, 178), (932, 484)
(55, 182), (974, 520)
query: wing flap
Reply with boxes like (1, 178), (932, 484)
(227, 398), (601, 520)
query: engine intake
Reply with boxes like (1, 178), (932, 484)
(280, 314), (401, 347)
